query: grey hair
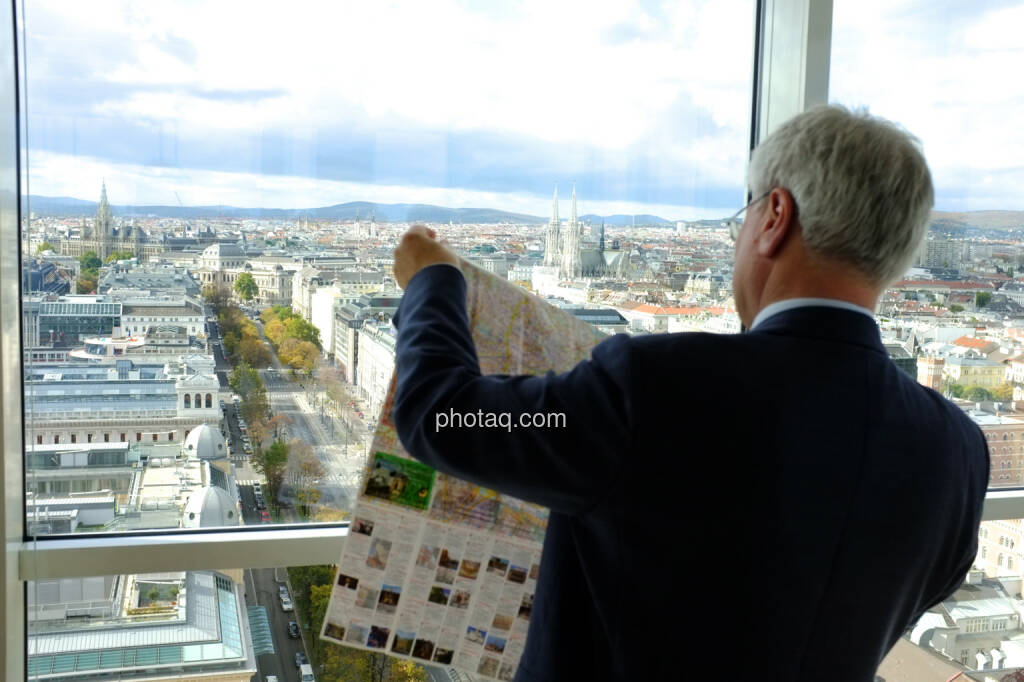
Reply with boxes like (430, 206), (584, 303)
(747, 105), (934, 285)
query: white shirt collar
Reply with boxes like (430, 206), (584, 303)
(749, 298), (876, 331)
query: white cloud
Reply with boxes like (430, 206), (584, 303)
(829, 0), (1024, 210)
(28, 0), (754, 149)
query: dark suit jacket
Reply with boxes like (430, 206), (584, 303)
(392, 264), (989, 681)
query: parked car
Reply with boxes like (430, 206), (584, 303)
(287, 621), (300, 639)
(281, 596), (293, 612)
(260, 510), (270, 523)
(279, 584), (289, 598)
(294, 651), (308, 667)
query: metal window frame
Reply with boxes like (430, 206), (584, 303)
(2, 1), (1022, 680)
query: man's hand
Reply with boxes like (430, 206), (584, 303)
(394, 225), (459, 289)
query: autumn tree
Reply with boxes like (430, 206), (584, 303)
(279, 338), (320, 374)
(238, 336), (271, 368)
(289, 438), (324, 517)
(76, 250), (102, 293)
(993, 383), (1015, 402)
(201, 283), (231, 309)
(263, 318), (286, 346)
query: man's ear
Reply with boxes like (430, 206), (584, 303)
(755, 188), (797, 258)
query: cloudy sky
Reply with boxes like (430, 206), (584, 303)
(21, 0), (1024, 220)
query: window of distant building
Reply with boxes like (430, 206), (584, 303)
(70, 434), (76, 443)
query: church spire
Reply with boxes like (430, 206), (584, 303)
(95, 180), (113, 243)
(570, 182), (577, 225)
(551, 184), (559, 225)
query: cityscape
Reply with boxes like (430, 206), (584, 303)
(16, 180), (1024, 680)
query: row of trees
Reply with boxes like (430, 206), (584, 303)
(289, 565), (427, 682)
(260, 305), (322, 375)
(215, 294), (272, 368)
(946, 382), (1014, 402)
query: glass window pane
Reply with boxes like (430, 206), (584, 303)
(21, 0), (755, 537)
(833, 1), (1024, 676)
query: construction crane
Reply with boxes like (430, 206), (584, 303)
(174, 191), (193, 235)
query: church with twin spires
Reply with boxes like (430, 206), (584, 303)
(542, 183), (630, 280)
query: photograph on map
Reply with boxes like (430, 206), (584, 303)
(346, 624), (369, 644)
(439, 548), (459, 569)
(507, 565), (527, 584)
(435, 564), (456, 585)
(337, 573), (359, 590)
(450, 589), (471, 609)
(352, 517), (375, 536)
(416, 544), (440, 568)
(484, 634), (507, 655)
(324, 623), (345, 641)
(487, 556), (509, 576)
(367, 625), (390, 649)
(377, 585), (402, 615)
(491, 612), (514, 631)
(529, 563), (540, 580)
(366, 538), (392, 571)
(518, 592), (533, 620)
(363, 451), (436, 510)
(412, 638), (435, 660)
(478, 656), (500, 677)
(458, 559), (481, 580)
(498, 662), (517, 681)
(392, 629), (415, 655)
(355, 586), (380, 610)
(465, 625), (487, 645)
(428, 585), (451, 606)
(433, 647), (454, 665)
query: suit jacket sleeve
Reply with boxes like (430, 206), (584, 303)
(392, 264), (633, 515)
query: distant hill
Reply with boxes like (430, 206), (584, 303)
(931, 210), (1024, 231)
(27, 196), (547, 224)
(27, 195), (676, 226)
(580, 213), (674, 227)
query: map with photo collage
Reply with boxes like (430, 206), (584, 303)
(321, 260), (605, 679)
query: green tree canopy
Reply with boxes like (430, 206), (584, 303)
(253, 439), (288, 499)
(36, 241), (55, 254)
(105, 250), (134, 263)
(234, 272), (259, 301)
(79, 251), (102, 272)
(964, 385), (993, 402)
(976, 291), (993, 308)
(229, 363), (262, 401)
(284, 316), (322, 349)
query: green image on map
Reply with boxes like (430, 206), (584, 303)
(363, 452), (436, 511)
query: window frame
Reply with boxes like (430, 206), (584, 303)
(3, 0), (1021, 679)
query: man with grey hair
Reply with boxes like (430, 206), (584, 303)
(390, 105), (988, 681)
